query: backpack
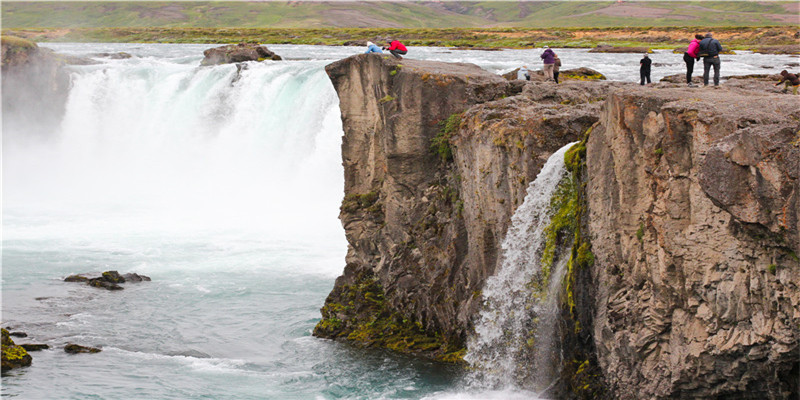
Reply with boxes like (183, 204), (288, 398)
(698, 38), (713, 56)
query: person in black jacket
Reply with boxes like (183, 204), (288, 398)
(699, 33), (723, 87)
(640, 53), (652, 85)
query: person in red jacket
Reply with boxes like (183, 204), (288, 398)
(383, 39), (408, 59)
(684, 34), (703, 87)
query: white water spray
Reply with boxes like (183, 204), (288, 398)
(465, 142), (577, 392)
(3, 59), (345, 243)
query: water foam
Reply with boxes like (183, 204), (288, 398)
(465, 142), (577, 392)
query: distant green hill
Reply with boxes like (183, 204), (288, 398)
(2, 1), (798, 29)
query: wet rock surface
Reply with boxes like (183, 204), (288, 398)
(1, 329), (32, 371)
(64, 344), (101, 354)
(587, 85), (799, 399)
(64, 270), (151, 291)
(200, 43), (282, 66)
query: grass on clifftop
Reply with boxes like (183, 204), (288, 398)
(2, 26), (798, 52)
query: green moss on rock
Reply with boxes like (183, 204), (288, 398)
(313, 267), (464, 363)
(2, 328), (32, 371)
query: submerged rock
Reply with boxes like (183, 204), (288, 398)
(64, 270), (151, 290)
(20, 344), (49, 352)
(64, 344), (101, 354)
(200, 43), (282, 66)
(2, 329), (32, 371)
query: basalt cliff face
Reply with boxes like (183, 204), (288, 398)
(588, 86), (799, 398)
(316, 54), (800, 398)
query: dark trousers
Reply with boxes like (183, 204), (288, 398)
(640, 70), (651, 85)
(553, 70), (560, 84)
(703, 56), (720, 86)
(389, 49), (407, 59)
(683, 52), (695, 84)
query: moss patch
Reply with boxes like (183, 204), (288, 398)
(341, 190), (382, 216)
(313, 267), (464, 363)
(431, 113), (462, 163)
(2, 328), (32, 371)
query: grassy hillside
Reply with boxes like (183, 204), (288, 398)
(2, 1), (798, 29)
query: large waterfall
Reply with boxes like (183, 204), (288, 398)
(3, 54), (345, 242)
(465, 142), (577, 394)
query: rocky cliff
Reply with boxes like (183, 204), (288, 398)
(316, 53), (799, 398)
(313, 54), (607, 362)
(1, 35), (70, 137)
(588, 85), (799, 399)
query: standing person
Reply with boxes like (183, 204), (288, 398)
(684, 34), (703, 87)
(517, 66), (530, 81)
(364, 41), (382, 54)
(383, 39), (407, 59)
(540, 46), (556, 81)
(553, 53), (562, 84)
(774, 70), (800, 95)
(640, 53), (652, 85)
(699, 32), (722, 87)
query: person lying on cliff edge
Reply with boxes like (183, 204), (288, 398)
(698, 33), (723, 87)
(383, 39), (407, 59)
(365, 41), (383, 54)
(684, 34), (703, 87)
(774, 70), (800, 95)
(540, 46), (556, 82)
(640, 53), (652, 85)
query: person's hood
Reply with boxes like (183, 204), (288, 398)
(780, 70), (789, 76)
(367, 41), (375, 47)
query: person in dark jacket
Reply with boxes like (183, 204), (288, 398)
(383, 39), (407, 59)
(540, 46), (556, 81)
(684, 34), (703, 87)
(775, 70), (800, 95)
(699, 33), (723, 86)
(553, 54), (562, 84)
(640, 53), (652, 85)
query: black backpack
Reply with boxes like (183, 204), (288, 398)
(698, 38), (711, 56)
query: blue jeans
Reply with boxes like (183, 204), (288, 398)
(703, 56), (720, 86)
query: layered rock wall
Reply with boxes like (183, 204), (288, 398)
(318, 53), (800, 398)
(587, 86), (800, 398)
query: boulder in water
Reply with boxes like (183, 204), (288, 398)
(20, 344), (49, 352)
(200, 43), (282, 66)
(64, 344), (101, 354)
(2, 329), (32, 371)
(64, 270), (150, 290)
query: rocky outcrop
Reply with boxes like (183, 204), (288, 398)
(503, 67), (606, 82)
(1, 35), (71, 137)
(589, 45), (650, 54)
(587, 86), (799, 398)
(318, 53), (799, 398)
(64, 344), (101, 354)
(200, 43), (282, 66)
(64, 270), (151, 290)
(1, 328), (32, 371)
(315, 54), (614, 365)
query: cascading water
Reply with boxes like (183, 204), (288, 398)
(3, 55), (345, 241)
(465, 142), (578, 394)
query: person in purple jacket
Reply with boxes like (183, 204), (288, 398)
(540, 46), (556, 82)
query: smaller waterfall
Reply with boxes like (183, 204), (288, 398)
(465, 142), (578, 392)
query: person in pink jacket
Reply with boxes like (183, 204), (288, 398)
(684, 34), (703, 87)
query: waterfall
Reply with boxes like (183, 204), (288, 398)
(465, 142), (578, 393)
(3, 58), (345, 242)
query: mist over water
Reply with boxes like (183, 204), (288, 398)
(3, 43), (796, 399)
